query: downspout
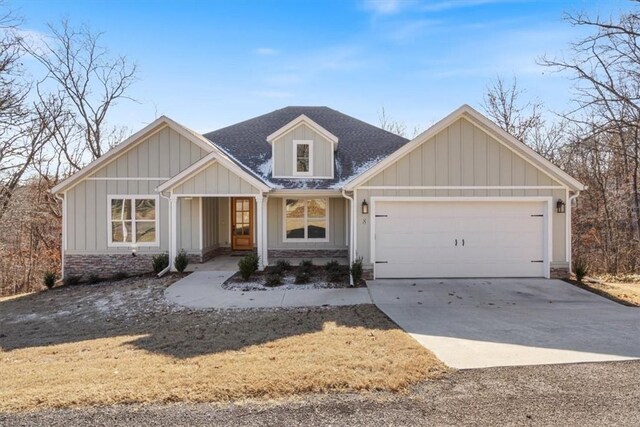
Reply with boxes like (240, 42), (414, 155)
(341, 189), (355, 285)
(567, 190), (581, 275)
(54, 193), (65, 280)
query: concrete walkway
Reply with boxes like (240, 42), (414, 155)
(368, 278), (640, 369)
(165, 271), (372, 309)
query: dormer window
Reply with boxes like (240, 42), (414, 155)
(294, 140), (313, 176)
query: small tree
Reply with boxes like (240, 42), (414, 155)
(238, 253), (259, 280)
(174, 249), (189, 273)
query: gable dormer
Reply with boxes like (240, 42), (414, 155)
(266, 114), (338, 179)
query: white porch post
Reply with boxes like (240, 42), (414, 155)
(256, 194), (265, 270)
(170, 195), (178, 271)
(262, 196), (269, 267)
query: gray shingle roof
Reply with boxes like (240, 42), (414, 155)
(203, 106), (409, 189)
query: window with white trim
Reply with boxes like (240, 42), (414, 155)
(109, 196), (158, 246)
(293, 140), (312, 175)
(284, 198), (328, 240)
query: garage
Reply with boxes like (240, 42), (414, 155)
(373, 198), (551, 279)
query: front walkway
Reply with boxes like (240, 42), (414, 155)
(165, 271), (371, 309)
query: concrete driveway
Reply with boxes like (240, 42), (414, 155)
(368, 278), (640, 369)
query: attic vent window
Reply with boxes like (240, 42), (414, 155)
(294, 140), (312, 176)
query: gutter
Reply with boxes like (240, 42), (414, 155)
(341, 189), (355, 286)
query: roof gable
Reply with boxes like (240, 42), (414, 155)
(266, 114), (339, 145)
(345, 105), (585, 191)
(51, 116), (215, 194)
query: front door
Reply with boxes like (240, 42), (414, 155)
(231, 197), (253, 250)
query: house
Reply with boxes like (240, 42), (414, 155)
(51, 105), (585, 281)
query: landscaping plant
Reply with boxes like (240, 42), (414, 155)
(87, 273), (101, 284)
(43, 271), (56, 289)
(174, 249), (190, 273)
(294, 271), (311, 284)
(264, 273), (282, 287)
(63, 275), (81, 287)
(276, 259), (292, 272)
(238, 253), (259, 280)
(573, 259), (588, 283)
(299, 259), (313, 272)
(351, 256), (364, 285)
(152, 252), (169, 273)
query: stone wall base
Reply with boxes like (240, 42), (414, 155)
(550, 267), (570, 279)
(64, 253), (157, 279)
(268, 249), (348, 260)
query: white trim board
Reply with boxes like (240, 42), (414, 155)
(281, 197), (330, 243)
(293, 140), (313, 177)
(266, 114), (339, 145)
(107, 194), (161, 248)
(368, 196), (553, 280)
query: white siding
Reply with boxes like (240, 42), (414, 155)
(272, 123), (334, 178)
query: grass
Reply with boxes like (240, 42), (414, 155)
(579, 279), (640, 307)
(0, 277), (446, 412)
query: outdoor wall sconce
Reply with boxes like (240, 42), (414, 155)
(362, 199), (369, 214)
(556, 199), (566, 214)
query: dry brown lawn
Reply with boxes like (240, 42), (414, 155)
(0, 276), (446, 412)
(584, 279), (640, 306)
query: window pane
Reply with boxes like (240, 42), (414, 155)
(296, 158), (309, 172)
(242, 212), (250, 223)
(135, 221), (156, 243)
(285, 199), (304, 218)
(112, 221), (132, 242)
(296, 144), (309, 158)
(111, 199), (131, 220)
(235, 212), (243, 224)
(286, 218), (305, 238)
(135, 199), (156, 220)
(307, 199), (326, 218)
(236, 200), (243, 211)
(242, 199), (249, 211)
(307, 220), (326, 239)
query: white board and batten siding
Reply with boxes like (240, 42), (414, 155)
(272, 123), (334, 179)
(355, 117), (569, 277)
(171, 162), (261, 195)
(65, 126), (208, 254)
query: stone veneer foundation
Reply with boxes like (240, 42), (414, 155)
(268, 249), (349, 259)
(64, 253), (158, 279)
(550, 267), (570, 279)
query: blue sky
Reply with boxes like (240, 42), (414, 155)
(11, 0), (632, 135)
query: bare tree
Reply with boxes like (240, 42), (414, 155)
(22, 20), (137, 167)
(378, 107), (422, 138)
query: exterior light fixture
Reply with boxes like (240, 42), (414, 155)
(361, 199), (369, 214)
(556, 199), (566, 214)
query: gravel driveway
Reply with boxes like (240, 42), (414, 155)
(3, 360), (639, 426)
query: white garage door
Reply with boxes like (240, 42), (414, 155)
(373, 200), (547, 278)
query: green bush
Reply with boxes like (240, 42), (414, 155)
(113, 271), (128, 281)
(351, 256), (364, 285)
(327, 268), (346, 283)
(63, 275), (81, 287)
(43, 271), (56, 289)
(174, 249), (189, 273)
(325, 259), (341, 273)
(264, 273), (282, 287)
(573, 259), (588, 283)
(295, 271), (311, 284)
(238, 253), (259, 280)
(299, 259), (313, 272)
(87, 273), (101, 284)
(152, 252), (170, 274)
(276, 259), (292, 272)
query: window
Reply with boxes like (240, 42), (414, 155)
(293, 140), (312, 175)
(109, 196), (158, 246)
(284, 198), (328, 240)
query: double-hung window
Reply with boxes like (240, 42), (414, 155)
(284, 198), (328, 241)
(109, 196), (158, 246)
(293, 140), (312, 176)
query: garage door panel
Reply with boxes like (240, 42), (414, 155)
(374, 200), (547, 278)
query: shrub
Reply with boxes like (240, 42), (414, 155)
(325, 259), (341, 273)
(174, 249), (190, 273)
(276, 259), (292, 272)
(238, 253), (260, 280)
(113, 271), (128, 281)
(299, 259), (313, 272)
(63, 275), (81, 287)
(327, 268), (346, 283)
(295, 271), (311, 284)
(87, 273), (101, 284)
(264, 273), (282, 287)
(573, 259), (588, 283)
(152, 252), (170, 274)
(351, 256), (364, 285)
(43, 271), (56, 289)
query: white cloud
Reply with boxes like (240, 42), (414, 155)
(362, 0), (408, 15)
(254, 47), (279, 56)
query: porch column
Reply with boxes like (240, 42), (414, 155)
(170, 195), (178, 271)
(262, 196), (269, 267)
(255, 194), (265, 270)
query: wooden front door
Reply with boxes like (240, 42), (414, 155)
(231, 197), (253, 250)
